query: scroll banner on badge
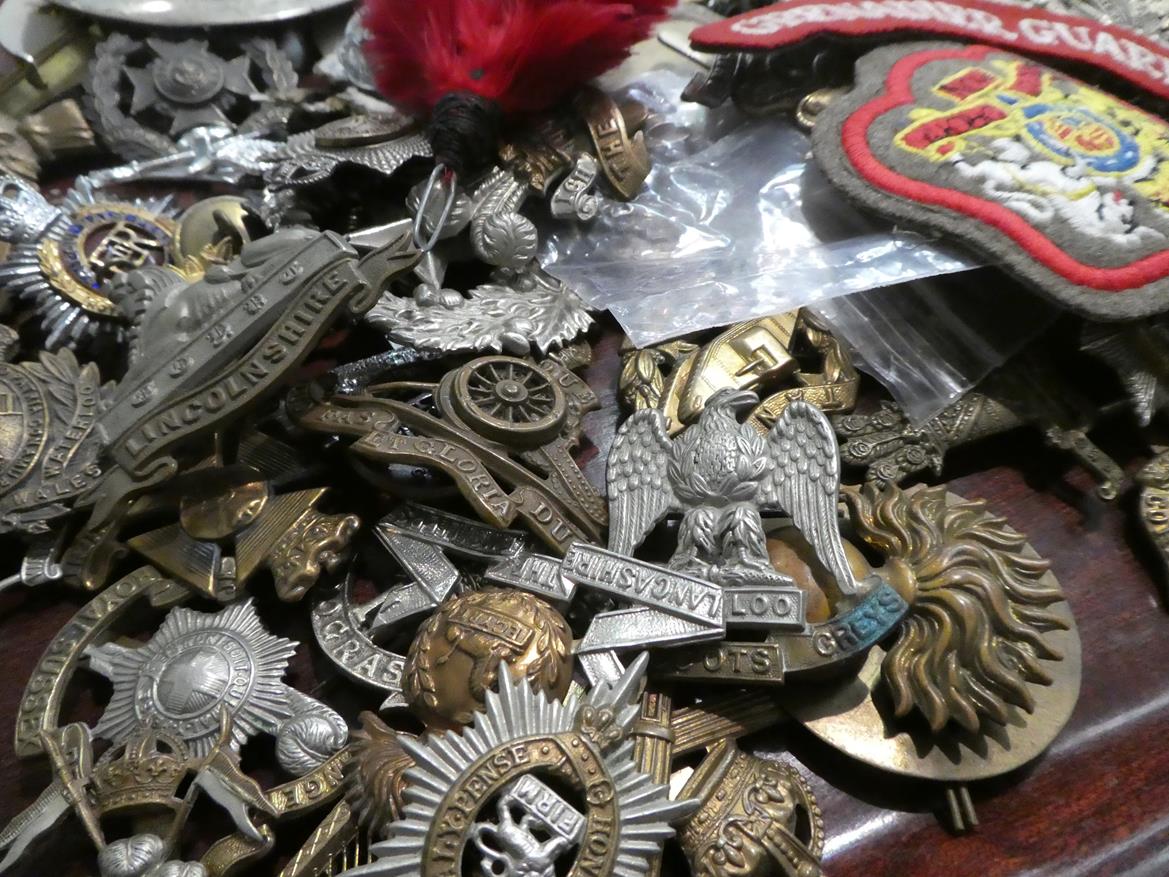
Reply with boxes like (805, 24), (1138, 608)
(690, 0), (1169, 103)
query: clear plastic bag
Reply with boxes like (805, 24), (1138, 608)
(812, 273), (1060, 422)
(541, 65), (1056, 421)
(540, 68), (976, 348)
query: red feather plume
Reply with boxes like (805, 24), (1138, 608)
(362, 0), (674, 117)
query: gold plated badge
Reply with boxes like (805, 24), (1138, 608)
(173, 195), (263, 272)
(620, 310), (858, 436)
(677, 741), (824, 877)
(402, 588), (574, 728)
(499, 87), (650, 201)
(0, 177), (178, 350)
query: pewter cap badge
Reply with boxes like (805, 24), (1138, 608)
(84, 599), (348, 776)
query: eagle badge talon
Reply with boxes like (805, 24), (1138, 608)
(607, 387), (861, 599)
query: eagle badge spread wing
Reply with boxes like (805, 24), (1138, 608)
(607, 388), (859, 595)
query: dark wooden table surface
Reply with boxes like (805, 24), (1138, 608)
(1, 323), (1167, 877)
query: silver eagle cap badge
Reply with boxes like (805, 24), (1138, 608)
(607, 388), (861, 596)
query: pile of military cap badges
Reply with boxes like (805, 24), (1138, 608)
(9, 0), (1169, 872)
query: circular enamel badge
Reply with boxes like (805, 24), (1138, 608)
(0, 183), (179, 350)
(38, 203), (177, 317)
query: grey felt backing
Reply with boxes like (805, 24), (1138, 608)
(811, 40), (1169, 320)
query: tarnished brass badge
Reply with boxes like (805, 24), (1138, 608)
(402, 588), (574, 727)
(678, 741), (824, 877)
(781, 486), (1080, 786)
(125, 432), (358, 602)
(290, 354), (605, 552)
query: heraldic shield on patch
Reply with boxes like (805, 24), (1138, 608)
(812, 42), (1169, 319)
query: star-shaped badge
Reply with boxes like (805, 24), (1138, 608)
(125, 38), (257, 136)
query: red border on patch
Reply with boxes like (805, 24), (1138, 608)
(842, 44), (1169, 292)
(691, 0), (1169, 105)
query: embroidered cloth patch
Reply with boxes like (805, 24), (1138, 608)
(812, 42), (1169, 318)
(691, 0), (1169, 104)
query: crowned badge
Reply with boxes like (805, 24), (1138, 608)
(85, 600), (348, 776)
(0, 175), (177, 350)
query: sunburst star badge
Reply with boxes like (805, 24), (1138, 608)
(347, 653), (697, 877)
(85, 599), (348, 776)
